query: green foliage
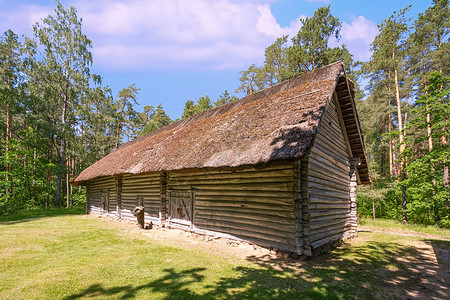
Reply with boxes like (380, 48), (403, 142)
(287, 5), (342, 74)
(139, 104), (172, 135)
(359, 72), (450, 228)
(214, 90), (238, 107)
(402, 72), (450, 227)
(182, 92), (238, 119)
(182, 95), (213, 119)
(357, 179), (402, 220)
(235, 64), (264, 95)
(236, 6), (355, 95)
(262, 35), (292, 86)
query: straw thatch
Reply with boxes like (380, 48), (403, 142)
(73, 62), (369, 185)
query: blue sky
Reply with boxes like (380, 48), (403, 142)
(0, 0), (432, 119)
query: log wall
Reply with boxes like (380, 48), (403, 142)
(88, 176), (118, 216)
(121, 173), (161, 224)
(306, 93), (353, 250)
(167, 163), (299, 253)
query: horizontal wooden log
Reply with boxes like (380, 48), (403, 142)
(195, 208), (294, 224)
(309, 208), (351, 218)
(122, 173), (160, 180)
(195, 214), (296, 233)
(308, 155), (348, 178)
(313, 133), (347, 157)
(308, 164), (348, 184)
(194, 189), (293, 198)
(169, 172), (293, 181)
(308, 183), (348, 196)
(309, 203), (350, 210)
(310, 224), (351, 243)
(168, 176), (292, 186)
(170, 163), (293, 176)
(311, 144), (349, 170)
(310, 147), (349, 171)
(308, 176), (349, 192)
(90, 177), (116, 184)
(192, 227), (297, 252)
(316, 122), (347, 151)
(311, 232), (347, 249)
(194, 222), (296, 247)
(194, 194), (293, 205)
(307, 169), (349, 187)
(317, 123), (347, 150)
(309, 194), (349, 205)
(166, 182), (293, 192)
(310, 218), (352, 232)
(195, 199), (292, 210)
(121, 191), (160, 197)
(308, 189), (350, 201)
(195, 206), (295, 219)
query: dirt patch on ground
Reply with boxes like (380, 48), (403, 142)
(84, 214), (280, 261)
(359, 226), (450, 241)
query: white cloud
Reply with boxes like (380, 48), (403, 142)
(0, 0), (304, 71)
(74, 0), (301, 70)
(340, 16), (378, 61)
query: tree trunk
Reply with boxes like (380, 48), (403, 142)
(54, 93), (67, 208)
(381, 116), (386, 176)
(389, 113), (394, 178)
(5, 101), (11, 201)
(443, 134), (449, 188)
(66, 149), (70, 208)
(372, 198), (376, 220)
(394, 68), (405, 158)
(402, 175), (407, 224)
(393, 49), (407, 223)
(387, 68), (395, 178)
(426, 102), (433, 151)
(5, 73), (12, 201)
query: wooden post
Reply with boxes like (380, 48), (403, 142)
(190, 186), (196, 230)
(116, 176), (122, 218)
(160, 171), (167, 227)
(293, 161), (303, 256)
(301, 156), (312, 256)
(349, 159), (360, 236)
(86, 182), (90, 214)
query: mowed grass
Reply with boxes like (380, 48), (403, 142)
(1, 210), (449, 299)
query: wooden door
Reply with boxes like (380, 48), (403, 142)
(100, 189), (109, 212)
(168, 190), (193, 228)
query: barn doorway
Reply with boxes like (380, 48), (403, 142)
(100, 189), (109, 213)
(167, 189), (194, 229)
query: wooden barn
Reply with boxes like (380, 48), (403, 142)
(72, 62), (370, 256)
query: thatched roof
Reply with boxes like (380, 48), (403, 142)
(73, 62), (370, 185)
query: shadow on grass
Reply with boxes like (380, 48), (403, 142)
(63, 268), (207, 300)
(63, 239), (449, 299)
(0, 207), (85, 225)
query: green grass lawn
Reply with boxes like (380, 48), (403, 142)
(1, 210), (448, 299)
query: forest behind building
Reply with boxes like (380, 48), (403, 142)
(0, 1), (448, 228)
